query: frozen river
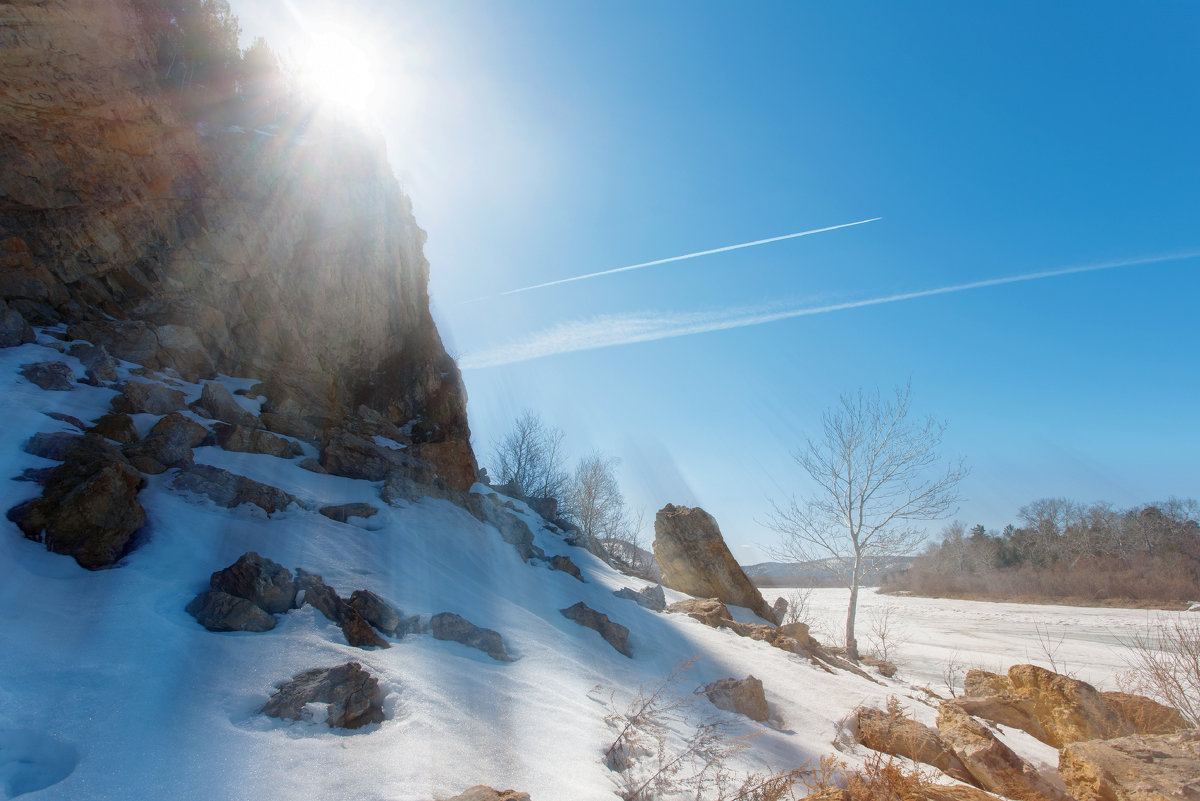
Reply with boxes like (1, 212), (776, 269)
(759, 587), (1185, 692)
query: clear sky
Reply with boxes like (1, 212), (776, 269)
(233, 1), (1200, 563)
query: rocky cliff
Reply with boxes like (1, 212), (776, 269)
(0, 0), (475, 488)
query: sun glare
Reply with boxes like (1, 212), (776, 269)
(302, 32), (378, 116)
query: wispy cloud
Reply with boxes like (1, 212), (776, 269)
(472, 217), (881, 301)
(459, 250), (1199, 370)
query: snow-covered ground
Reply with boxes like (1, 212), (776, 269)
(760, 586), (1178, 692)
(0, 332), (1181, 800)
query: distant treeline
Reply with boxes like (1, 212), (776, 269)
(885, 498), (1200, 605)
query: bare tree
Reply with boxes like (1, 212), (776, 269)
(767, 384), (966, 660)
(490, 409), (569, 502)
(564, 451), (647, 567)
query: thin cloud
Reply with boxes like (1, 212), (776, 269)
(471, 217), (881, 301)
(459, 250), (1199, 370)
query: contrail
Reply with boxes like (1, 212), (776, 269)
(487, 217), (882, 299)
(459, 249), (1200, 369)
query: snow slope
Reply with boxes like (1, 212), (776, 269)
(0, 332), (1165, 800)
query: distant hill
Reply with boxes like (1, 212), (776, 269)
(742, 557), (917, 587)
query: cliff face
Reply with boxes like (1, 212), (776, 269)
(0, 0), (476, 488)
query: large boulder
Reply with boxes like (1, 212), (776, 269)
(347, 590), (416, 638)
(1102, 692), (1191, 736)
(319, 429), (434, 482)
(429, 612), (510, 662)
(1059, 729), (1200, 801)
(560, 602), (632, 658)
(0, 299), (35, 347)
(1006, 663), (1134, 747)
(122, 412), (212, 473)
(7, 437), (145, 569)
(111, 380), (186, 415)
(209, 552), (296, 614)
(548, 554), (584, 582)
(260, 662), (385, 729)
(437, 787), (531, 801)
(652, 504), (776, 622)
(935, 703), (1071, 801)
(214, 424), (302, 459)
(703, 676), (770, 722)
(87, 412), (140, 444)
(185, 590), (277, 632)
(170, 464), (300, 514)
(193, 382), (257, 426)
(68, 342), (118, 384)
(473, 494), (539, 562)
(856, 705), (977, 786)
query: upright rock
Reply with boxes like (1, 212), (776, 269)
(652, 504), (776, 622)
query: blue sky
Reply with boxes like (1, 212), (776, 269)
(234, 1), (1200, 563)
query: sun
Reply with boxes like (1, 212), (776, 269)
(301, 31), (378, 117)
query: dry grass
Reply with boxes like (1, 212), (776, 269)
(1118, 614), (1200, 726)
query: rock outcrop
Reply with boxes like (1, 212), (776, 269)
(652, 504), (775, 622)
(1059, 728), (1200, 801)
(560, 602), (632, 658)
(20, 361), (74, 390)
(438, 788), (532, 801)
(953, 665), (1187, 749)
(0, 0), (476, 492)
(856, 705), (977, 786)
(260, 662), (385, 729)
(613, 584), (666, 612)
(171, 464), (300, 514)
(936, 703), (1070, 801)
(429, 612), (510, 662)
(295, 570), (389, 649)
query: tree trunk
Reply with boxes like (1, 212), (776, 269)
(845, 553), (861, 661)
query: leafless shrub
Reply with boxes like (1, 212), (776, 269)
(942, 651), (965, 698)
(1119, 614), (1200, 726)
(782, 588), (815, 626)
(594, 658), (804, 800)
(799, 752), (943, 801)
(864, 603), (907, 665)
(1031, 622), (1070, 676)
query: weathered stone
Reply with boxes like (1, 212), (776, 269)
(667, 597), (734, 627)
(347, 590), (406, 637)
(215, 424), (302, 459)
(549, 554), (584, 581)
(259, 412), (319, 442)
(704, 676), (770, 722)
(20, 361), (75, 390)
(935, 703), (1070, 801)
(111, 380), (186, 415)
(319, 503), (380, 524)
(209, 552), (296, 614)
(171, 464), (300, 514)
(1102, 692), (1191, 736)
(856, 705), (977, 785)
(295, 571), (389, 649)
(613, 584), (666, 612)
(948, 695), (1053, 746)
(771, 596), (789, 625)
(193, 382), (257, 426)
(430, 612), (510, 662)
(560, 602), (632, 658)
(7, 437), (145, 570)
(1059, 729), (1200, 801)
(474, 495), (539, 561)
(652, 504), (775, 622)
(24, 432), (85, 461)
(437, 787), (531, 801)
(261, 662), (385, 729)
(67, 321), (160, 367)
(123, 412), (212, 473)
(299, 457), (327, 474)
(87, 412), (140, 444)
(185, 589), (276, 632)
(1006, 664), (1135, 747)
(320, 429), (433, 482)
(963, 669), (1015, 698)
(153, 324), (215, 381)
(0, 300), (35, 347)
(68, 342), (119, 384)
(45, 411), (87, 430)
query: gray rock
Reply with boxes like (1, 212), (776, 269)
(260, 412), (319, 442)
(215, 424), (302, 459)
(771, 597), (788, 625)
(45, 411), (88, 430)
(438, 788), (532, 801)
(123, 413), (212, 474)
(20, 361), (75, 391)
(319, 503), (380, 523)
(320, 429), (434, 482)
(703, 676), (770, 722)
(112, 380), (186, 415)
(6, 438), (145, 570)
(299, 457), (327, 474)
(560, 602), (632, 658)
(171, 464), (300, 514)
(185, 589), (277, 632)
(24, 432), (84, 461)
(152, 324), (215, 382)
(194, 382), (257, 426)
(68, 342), (119, 384)
(295, 570), (389, 649)
(430, 612), (510, 662)
(347, 589), (407, 637)
(613, 584), (666, 612)
(0, 300), (35, 347)
(260, 662), (385, 729)
(477, 494), (538, 562)
(209, 552), (296, 614)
